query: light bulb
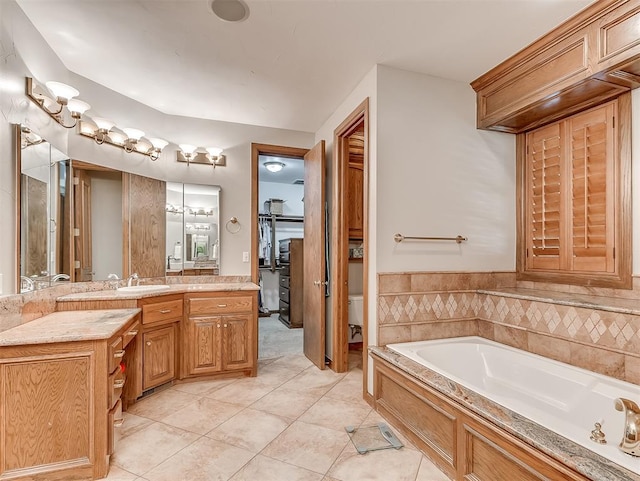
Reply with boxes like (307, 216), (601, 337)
(264, 161), (285, 173)
(149, 138), (169, 150)
(93, 117), (115, 131)
(122, 128), (145, 141)
(206, 147), (223, 157)
(67, 99), (91, 116)
(179, 144), (197, 155)
(45, 81), (79, 102)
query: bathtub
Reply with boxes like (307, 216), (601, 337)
(386, 336), (640, 476)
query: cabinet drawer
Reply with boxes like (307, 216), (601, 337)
(108, 367), (125, 410)
(279, 300), (290, 326)
(142, 299), (183, 324)
(279, 275), (290, 289)
(279, 286), (290, 303)
(188, 296), (253, 315)
(108, 336), (124, 374)
(107, 399), (123, 456)
(122, 320), (139, 348)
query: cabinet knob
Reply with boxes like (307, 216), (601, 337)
(223, 324), (228, 328)
(146, 341), (152, 346)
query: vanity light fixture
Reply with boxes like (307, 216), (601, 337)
(79, 119), (168, 160)
(177, 145), (227, 167)
(26, 77), (91, 129)
(264, 161), (285, 173)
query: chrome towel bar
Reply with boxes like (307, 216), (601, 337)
(394, 233), (468, 244)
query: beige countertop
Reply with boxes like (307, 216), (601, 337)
(56, 282), (260, 302)
(0, 309), (141, 346)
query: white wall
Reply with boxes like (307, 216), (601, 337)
(0, 0), (315, 293)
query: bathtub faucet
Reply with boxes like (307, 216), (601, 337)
(614, 398), (640, 457)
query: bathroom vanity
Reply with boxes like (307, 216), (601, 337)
(0, 282), (258, 481)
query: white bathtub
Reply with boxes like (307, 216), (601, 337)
(387, 336), (640, 475)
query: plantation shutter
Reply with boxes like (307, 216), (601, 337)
(568, 105), (615, 272)
(526, 123), (563, 270)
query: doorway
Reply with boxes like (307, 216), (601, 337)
(251, 142), (327, 369)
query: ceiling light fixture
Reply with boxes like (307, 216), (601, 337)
(26, 77), (91, 129)
(264, 161), (285, 173)
(210, 0), (249, 22)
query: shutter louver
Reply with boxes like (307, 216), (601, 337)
(526, 123), (562, 270)
(569, 105), (615, 272)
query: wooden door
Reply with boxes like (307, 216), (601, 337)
(74, 169), (93, 281)
(222, 314), (252, 370)
(142, 325), (176, 390)
(303, 140), (326, 369)
(186, 317), (222, 376)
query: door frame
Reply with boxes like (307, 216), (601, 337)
(250, 143), (310, 285)
(330, 98), (369, 378)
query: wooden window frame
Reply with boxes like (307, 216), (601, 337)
(516, 93), (632, 289)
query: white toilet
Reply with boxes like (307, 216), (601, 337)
(348, 295), (363, 343)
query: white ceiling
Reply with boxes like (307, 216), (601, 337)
(259, 154), (304, 184)
(17, 0), (593, 133)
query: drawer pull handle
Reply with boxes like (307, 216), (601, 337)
(113, 379), (125, 389)
(127, 330), (138, 337)
(113, 418), (125, 428)
(114, 350), (125, 359)
(159, 309), (172, 314)
(217, 304), (227, 308)
(146, 341), (152, 346)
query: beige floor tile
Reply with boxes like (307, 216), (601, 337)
(269, 353), (315, 371)
(253, 362), (303, 386)
(104, 465), (138, 480)
(206, 379), (274, 406)
(250, 386), (320, 419)
(143, 437), (255, 481)
(111, 422), (199, 476)
(280, 366), (346, 396)
(327, 442), (423, 481)
(229, 454), (323, 481)
(261, 421), (350, 474)
(170, 377), (238, 395)
(324, 371), (365, 403)
(160, 397), (244, 434)
(115, 412), (154, 441)
(126, 389), (200, 421)
(416, 455), (452, 481)
(298, 396), (371, 432)
(207, 407), (291, 452)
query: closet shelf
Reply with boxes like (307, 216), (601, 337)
(258, 213), (304, 223)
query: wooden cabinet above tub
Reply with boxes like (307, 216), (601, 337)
(0, 309), (140, 481)
(471, 0), (640, 133)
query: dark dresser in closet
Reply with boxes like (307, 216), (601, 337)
(278, 238), (303, 328)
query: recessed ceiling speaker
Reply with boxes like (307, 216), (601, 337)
(210, 0), (250, 22)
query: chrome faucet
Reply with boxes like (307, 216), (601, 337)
(107, 273), (120, 289)
(51, 273), (70, 283)
(127, 272), (139, 287)
(614, 398), (640, 456)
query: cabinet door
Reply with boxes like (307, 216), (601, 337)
(185, 316), (223, 376)
(222, 314), (253, 371)
(142, 325), (176, 390)
(347, 162), (364, 239)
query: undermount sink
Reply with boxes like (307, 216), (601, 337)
(117, 285), (172, 293)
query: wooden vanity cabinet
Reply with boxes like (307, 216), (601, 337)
(183, 292), (257, 378)
(138, 295), (183, 392)
(0, 314), (139, 481)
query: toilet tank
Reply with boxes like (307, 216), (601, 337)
(348, 295), (364, 326)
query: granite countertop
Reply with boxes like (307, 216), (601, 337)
(0, 309), (141, 346)
(57, 282), (260, 302)
(370, 346), (640, 481)
(478, 287), (640, 316)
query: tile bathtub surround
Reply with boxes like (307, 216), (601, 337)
(377, 272), (640, 385)
(105, 353), (451, 481)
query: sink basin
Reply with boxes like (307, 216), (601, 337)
(117, 285), (172, 293)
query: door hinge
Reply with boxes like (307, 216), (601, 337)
(74, 260), (80, 269)
(74, 228), (80, 237)
(613, 117), (615, 128)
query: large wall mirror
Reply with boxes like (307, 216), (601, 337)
(16, 125), (222, 293)
(18, 126), (71, 293)
(166, 182), (220, 276)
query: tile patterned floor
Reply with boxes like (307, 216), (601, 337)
(106, 318), (451, 481)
